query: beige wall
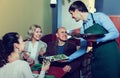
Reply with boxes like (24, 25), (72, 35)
(0, 0), (52, 39)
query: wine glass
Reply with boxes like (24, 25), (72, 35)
(24, 51), (31, 59)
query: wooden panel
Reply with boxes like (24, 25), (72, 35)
(109, 15), (120, 32)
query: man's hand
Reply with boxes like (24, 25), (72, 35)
(63, 65), (71, 72)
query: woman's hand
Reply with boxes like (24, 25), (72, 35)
(39, 51), (45, 56)
(27, 58), (34, 65)
(41, 59), (50, 71)
(39, 48), (45, 56)
(23, 52), (31, 60)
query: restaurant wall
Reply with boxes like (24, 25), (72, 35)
(95, 0), (120, 15)
(0, 0), (52, 39)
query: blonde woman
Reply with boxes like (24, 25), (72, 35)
(24, 25), (47, 64)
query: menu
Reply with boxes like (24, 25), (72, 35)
(45, 54), (69, 62)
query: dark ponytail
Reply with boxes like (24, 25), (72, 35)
(0, 32), (19, 67)
(0, 40), (7, 67)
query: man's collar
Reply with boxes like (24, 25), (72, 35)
(83, 13), (92, 23)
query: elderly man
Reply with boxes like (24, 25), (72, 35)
(44, 27), (81, 78)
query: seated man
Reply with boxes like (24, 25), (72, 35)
(42, 27), (81, 78)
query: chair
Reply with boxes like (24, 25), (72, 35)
(41, 34), (57, 44)
(109, 15), (120, 49)
(41, 33), (80, 46)
(47, 66), (66, 78)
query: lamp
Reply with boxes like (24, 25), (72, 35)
(50, 0), (57, 8)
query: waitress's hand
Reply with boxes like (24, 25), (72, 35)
(58, 60), (68, 62)
(87, 38), (97, 42)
